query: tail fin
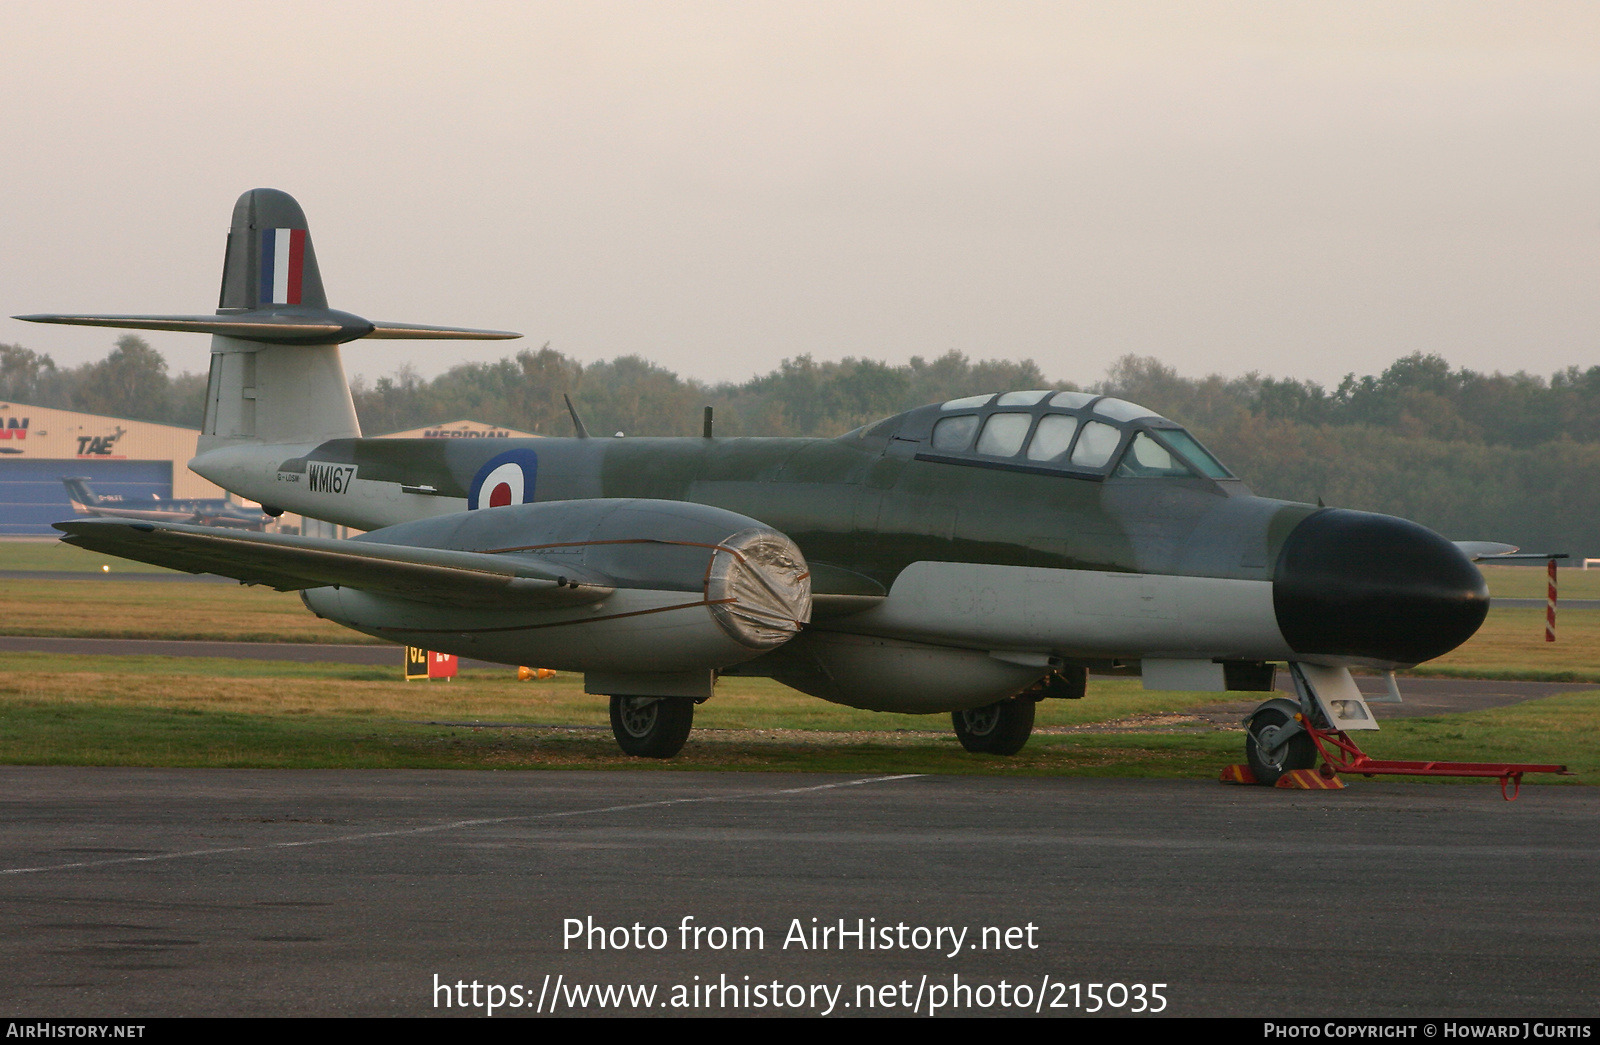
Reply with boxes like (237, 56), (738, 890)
(219, 189), (328, 310)
(61, 476), (99, 507)
(201, 189), (356, 449)
(14, 188), (521, 452)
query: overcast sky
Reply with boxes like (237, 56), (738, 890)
(2, 1), (1595, 391)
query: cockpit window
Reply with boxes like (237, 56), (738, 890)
(1157, 429), (1232, 479)
(900, 391), (1235, 483)
(1025, 413), (1079, 461)
(975, 412), (1032, 456)
(1115, 432), (1197, 478)
(1092, 397), (1161, 422)
(1070, 421), (1122, 467)
(931, 414), (979, 451)
(995, 390), (1052, 406)
(1048, 390), (1096, 409)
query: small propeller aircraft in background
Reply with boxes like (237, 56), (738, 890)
(62, 475), (272, 531)
(22, 189), (1529, 783)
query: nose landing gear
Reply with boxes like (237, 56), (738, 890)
(1232, 666), (1571, 799)
(1243, 697), (1317, 785)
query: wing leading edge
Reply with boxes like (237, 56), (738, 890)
(53, 518), (613, 608)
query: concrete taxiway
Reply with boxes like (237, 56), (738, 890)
(0, 769), (1595, 1018)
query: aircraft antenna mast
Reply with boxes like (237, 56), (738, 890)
(563, 394), (590, 439)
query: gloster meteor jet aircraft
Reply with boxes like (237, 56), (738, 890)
(22, 189), (1491, 774)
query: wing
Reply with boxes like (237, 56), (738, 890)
(54, 518), (612, 608)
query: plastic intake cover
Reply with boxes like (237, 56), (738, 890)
(705, 527), (813, 650)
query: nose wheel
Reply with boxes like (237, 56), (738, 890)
(609, 695), (695, 758)
(1244, 698), (1317, 784)
(952, 697), (1036, 755)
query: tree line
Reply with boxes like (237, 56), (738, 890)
(0, 335), (206, 427)
(4, 335), (1597, 551)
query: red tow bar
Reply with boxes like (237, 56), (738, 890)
(1304, 723), (1571, 801)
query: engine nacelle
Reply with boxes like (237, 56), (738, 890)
(300, 498), (811, 673)
(751, 631), (1048, 713)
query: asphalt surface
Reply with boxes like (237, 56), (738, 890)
(0, 769), (1595, 1018)
(1340, 675), (1593, 717)
(1250, 674), (1594, 720)
(1, 612), (1592, 1017)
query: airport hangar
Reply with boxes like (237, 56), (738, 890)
(0, 404), (535, 539)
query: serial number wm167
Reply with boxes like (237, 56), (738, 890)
(307, 463), (357, 494)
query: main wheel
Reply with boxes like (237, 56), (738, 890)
(1244, 699), (1316, 785)
(609, 696), (695, 758)
(952, 698), (1036, 755)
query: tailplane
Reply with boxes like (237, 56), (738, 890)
(15, 188), (521, 451)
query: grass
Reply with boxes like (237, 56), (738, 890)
(1349, 691), (1599, 778)
(1477, 564), (1600, 600)
(0, 538), (183, 574)
(0, 577), (374, 643)
(0, 659), (1230, 773)
(1409, 607), (1600, 682)
(0, 652), (1588, 782)
(0, 655), (1211, 731)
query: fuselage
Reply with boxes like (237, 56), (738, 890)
(190, 392), (1489, 673)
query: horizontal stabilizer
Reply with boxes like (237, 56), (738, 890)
(365, 321), (522, 340)
(15, 311), (520, 346)
(19, 188), (520, 353)
(54, 518), (612, 608)
(1454, 541), (1520, 561)
(16, 312), (369, 344)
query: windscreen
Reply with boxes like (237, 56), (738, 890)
(1157, 429), (1232, 479)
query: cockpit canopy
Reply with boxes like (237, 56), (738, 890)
(847, 390), (1234, 483)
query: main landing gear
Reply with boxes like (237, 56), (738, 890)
(609, 695), (696, 758)
(952, 697), (1036, 755)
(951, 668), (1086, 756)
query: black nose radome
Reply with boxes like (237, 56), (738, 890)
(1273, 508), (1489, 666)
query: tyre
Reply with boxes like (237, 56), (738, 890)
(609, 695), (695, 758)
(1244, 699), (1317, 785)
(952, 697), (1036, 755)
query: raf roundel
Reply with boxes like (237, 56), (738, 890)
(467, 449), (540, 510)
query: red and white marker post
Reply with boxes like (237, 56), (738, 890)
(1546, 556), (1558, 643)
